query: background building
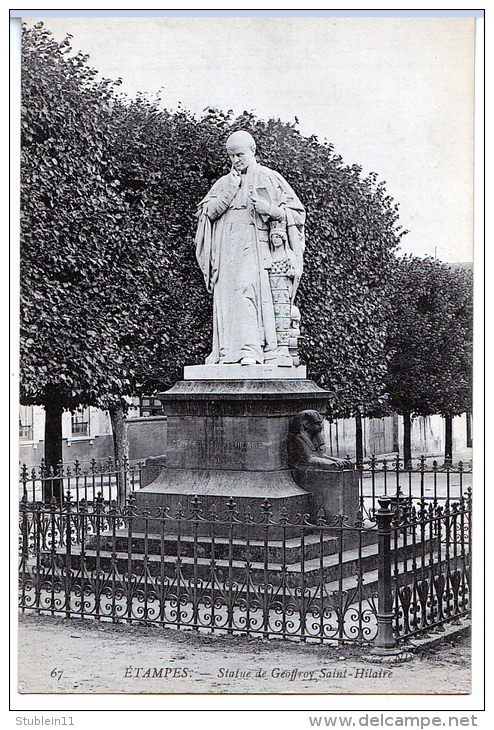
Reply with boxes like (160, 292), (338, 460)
(19, 403), (470, 469)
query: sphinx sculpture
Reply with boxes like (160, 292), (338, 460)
(288, 410), (350, 471)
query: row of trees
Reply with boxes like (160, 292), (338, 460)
(385, 257), (472, 465)
(20, 23), (473, 488)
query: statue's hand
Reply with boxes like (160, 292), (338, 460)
(249, 192), (271, 216)
(228, 167), (241, 188)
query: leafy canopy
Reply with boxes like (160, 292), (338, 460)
(21, 22), (405, 419)
(385, 256), (473, 418)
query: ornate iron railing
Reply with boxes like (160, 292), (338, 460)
(389, 493), (472, 639)
(18, 488), (472, 645)
(19, 459), (142, 507)
(357, 455), (472, 520)
(19, 494), (381, 643)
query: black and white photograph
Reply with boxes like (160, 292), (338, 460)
(11, 6), (484, 725)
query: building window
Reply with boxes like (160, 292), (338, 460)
(71, 408), (90, 437)
(19, 406), (34, 440)
(139, 396), (163, 417)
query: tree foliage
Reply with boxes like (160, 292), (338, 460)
(100, 104), (405, 413)
(21, 22), (131, 412)
(20, 22), (406, 443)
(385, 256), (473, 419)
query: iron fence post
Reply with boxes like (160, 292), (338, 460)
(117, 458), (127, 508)
(372, 495), (400, 654)
(19, 495), (29, 611)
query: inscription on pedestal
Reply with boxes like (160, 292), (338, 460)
(170, 438), (266, 449)
(166, 416), (287, 471)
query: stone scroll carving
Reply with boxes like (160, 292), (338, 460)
(268, 221), (301, 366)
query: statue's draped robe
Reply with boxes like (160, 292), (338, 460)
(195, 162), (305, 364)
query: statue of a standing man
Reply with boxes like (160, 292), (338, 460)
(195, 130), (305, 366)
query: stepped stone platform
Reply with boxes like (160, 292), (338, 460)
(87, 527), (378, 565)
(70, 528), (441, 593)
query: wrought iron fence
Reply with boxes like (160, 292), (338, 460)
(19, 459), (143, 507)
(18, 495), (380, 643)
(358, 455), (472, 519)
(18, 484), (472, 646)
(389, 493), (471, 640)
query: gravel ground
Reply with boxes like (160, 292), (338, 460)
(17, 612), (471, 695)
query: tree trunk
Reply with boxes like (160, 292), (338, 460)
(444, 413), (453, 465)
(403, 410), (412, 469)
(392, 412), (400, 454)
(355, 412), (363, 468)
(109, 401), (129, 506)
(466, 411), (472, 448)
(44, 396), (64, 503)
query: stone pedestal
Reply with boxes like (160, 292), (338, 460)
(183, 364), (307, 380)
(133, 366), (358, 535)
(291, 466), (360, 527)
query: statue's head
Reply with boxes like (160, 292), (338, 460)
(270, 220), (287, 249)
(226, 130), (256, 173)
(289, 410), (325, 448)
(288, 409), (351, 472)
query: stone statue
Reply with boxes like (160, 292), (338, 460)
(288, 410), (350, 471)
(195, 130), (305, 366)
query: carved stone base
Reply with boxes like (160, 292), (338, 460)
(133, 470), (310, 538)
(184, 364), (307, 380)
(132, 377), (359, 537)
